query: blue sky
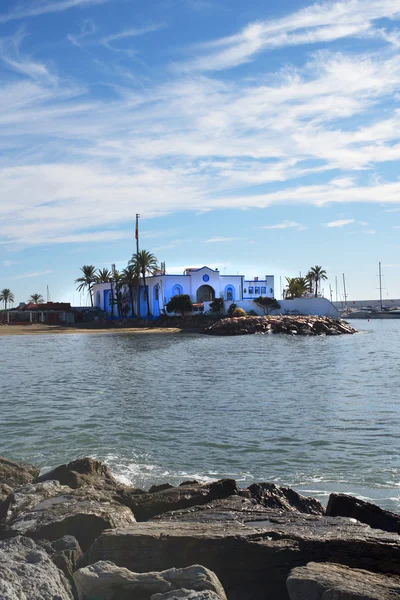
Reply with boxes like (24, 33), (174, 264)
(1, 0), (400, 305)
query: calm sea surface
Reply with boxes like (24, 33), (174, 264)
(1, 320), (399, 511)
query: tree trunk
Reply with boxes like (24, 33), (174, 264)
(315, 279), (318, 298)
(89, 285), (94, 307)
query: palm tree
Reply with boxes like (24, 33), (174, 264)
(96, 268), (112, 283)
(75, 265), (97, 306)
(122, 265), (139, 317)
(0, 288), (15, 310)
(28, 293), (44, 304)
(309, 266), (328, 297)
(305, 271), (314, 295)
(129, 250), (159, 316)
(284, 277), (308, 299)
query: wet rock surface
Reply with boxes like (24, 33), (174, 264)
(35, 457), (124, 492)
(0, 456), (39, 488)
(202, 315), (356, 336)
(0, 480), (135, 550)
(117, 478), (239, 522)
(73, 562), (227, 600)
(0, 535), (73, 600)
(246, 482), (325, 515)
(39, 535), (82, 586)
(286, 561), (400, 599)
(327, 492), (400, 534)
(80, 519), (400, 600)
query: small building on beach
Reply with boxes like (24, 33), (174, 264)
(93, 266), (275, 317)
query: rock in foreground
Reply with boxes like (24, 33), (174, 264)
(0, 536), (73, 600)
(35, 457), (121, 491)
(327, 492), (400, 534)
(287, 561), (400, 599)
(81, 518), (400, 600)
(74, 562), (227, 600)
(0, 456), (39, 488)
(202, 315), (356, 336)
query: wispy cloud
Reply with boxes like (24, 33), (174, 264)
(13, 269), (53, 280)
(205, 236), (243, 243)
(0, 0), (110, 23)
(179, 0), (400, 71)
(101, 24), (165, 45)
(260, 221), (306, 230)
(324, 219), (355, 228)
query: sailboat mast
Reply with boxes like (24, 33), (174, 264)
(342, 274), (348, 310)
(379, 262), (383, 310)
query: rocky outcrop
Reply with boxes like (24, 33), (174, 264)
(0, 480), (135, 550)
(80, 518), (400, 600)
(327, 492), (400, 534)
(117, 479), (238, 521)
(35, 457), (122, 492)
(151, 592), (222, 600)
(286, 561), (400, 599)
(0, 535), (73, 600)
(39, 535), (82, 583)
(202, 315), (356, 336)
(73, 562), (227, 600)
(246, 482), (325, 515)
(0, 456), (39, 487)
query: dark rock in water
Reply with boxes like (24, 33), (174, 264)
(0, 480), (135, 551)
(73, 561), (227, 600)
(326, 493), (400, 534)
(35, 457), (121, 492)
(179, 481), (201, 487)
(149, 483), (175, 493)
(117, 479), (238, 522)
(0, 535), (73, 599)
(0, 456), (39, 487)
(202, 315), (356, 337)
(246, 482), (325, 515)
(39, 535), (82, 587)
(81, 518), (400, 600)
(286, 561), (400, 599)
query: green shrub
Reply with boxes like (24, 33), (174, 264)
(209, 297), (225, 316)
(247, 309), (258, 316)
(232, 307), (246, 317)
(227, 303), (237, 316)
(166, 294), (193, 316)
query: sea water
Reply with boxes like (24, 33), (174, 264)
(1, 319), (399, 511)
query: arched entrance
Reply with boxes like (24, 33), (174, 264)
(197, 285), (215, 303)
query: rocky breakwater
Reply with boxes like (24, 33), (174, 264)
(1, 456), (400, 599)
(202, 315), (357, 336)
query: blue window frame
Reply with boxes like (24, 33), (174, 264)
(261, 287), (266, 294)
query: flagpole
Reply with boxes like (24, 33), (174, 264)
(135, 214), (140, 318)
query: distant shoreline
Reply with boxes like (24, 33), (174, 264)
(0, 324), (184, 336)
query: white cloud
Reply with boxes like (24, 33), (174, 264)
(324, 219), (355, 227)
(205, 236), (243, 243)
(0, 0), (110, 23)
(260, 221), (306, 230)
(101, 24), (165, 45)
(179, 0), (400, 72)
(13, 270), (53, 280)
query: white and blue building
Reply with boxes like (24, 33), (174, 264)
(93, 266), (275, 317)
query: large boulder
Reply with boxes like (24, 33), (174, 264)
(151, 592), (222, 600)
(35, 457), (124, 492)
(326, 493), (400, 534)
(39, 535), (82, 583)
(1, 480), (135, 550)
(0, 535), (73, 600)
(286, 561), (400, 599)
(81, 518), (400, 600)
(0, 456), (39, 487)
(117, 479), (238, 521)
(246, 482), (325, 515)
(74, 562), (227, 600)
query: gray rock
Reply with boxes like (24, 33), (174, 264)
(0, 456), (39, 487)
(151, 592), (223, 600)
(0, 535), (73, 599)
(286, 561), (400, 599)
(39, 535), (82, 583)
(73, 561), (227, 600)
(326, 493), (400, 534)
(117, 479), (238, 521)
(246, 482), (325, 515)
(35, 457), (124, 492)
(1, 480), (135, 550)
(81, 518), (400, 600)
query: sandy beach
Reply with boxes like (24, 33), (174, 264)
(0, 324), (183, 336)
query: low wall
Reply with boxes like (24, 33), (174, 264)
(204, 297), (339, 318)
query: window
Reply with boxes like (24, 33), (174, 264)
(244, 288), (247, 293)
(248, 287), (254, 294)
(255, 287), (260, 294)
(270, 288), (273, 294)
(261, 287), (266, 294)
(155, 286), (159, 300)
(172, 284), (183, 296)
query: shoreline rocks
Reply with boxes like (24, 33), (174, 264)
(1, 456), (400, 600)
(202, 315), (357, 336)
